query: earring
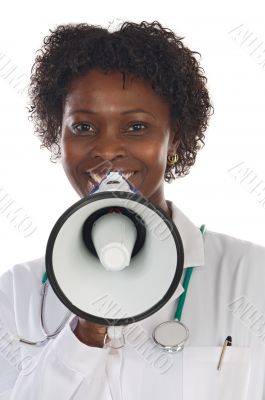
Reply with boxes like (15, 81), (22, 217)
(167, 154), (179, 167)
(165, 154), (179, 183)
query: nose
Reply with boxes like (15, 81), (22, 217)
(90, 132), (128, 163)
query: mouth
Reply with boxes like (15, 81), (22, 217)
(85, 170), (139, 187)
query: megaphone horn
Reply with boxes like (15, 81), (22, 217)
(45, 171), (184, 326)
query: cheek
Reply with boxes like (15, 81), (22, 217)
(142, 142), (168, 171)
(60, 149), (73, 175)
(60, 137), (82, 172)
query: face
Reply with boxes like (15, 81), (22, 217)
(61, 69), (179, 216)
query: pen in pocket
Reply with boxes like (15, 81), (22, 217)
(217, 335), (232, 371)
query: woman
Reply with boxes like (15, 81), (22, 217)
(0, 20), (264, 399)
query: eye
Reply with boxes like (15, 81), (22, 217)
(71, 123), (95, 135)
(126, 122), (148, 134)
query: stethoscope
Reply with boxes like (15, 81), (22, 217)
(18, 225), (206, 352)
(17, 273), (73, 346)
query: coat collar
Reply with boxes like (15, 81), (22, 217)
(166, 200), (205, 303)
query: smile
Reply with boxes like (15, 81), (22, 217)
(86, 170), (137, 184)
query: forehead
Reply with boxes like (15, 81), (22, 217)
(63, 69), (170, 116)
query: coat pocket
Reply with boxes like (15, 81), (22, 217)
(183, 346), (251, 400)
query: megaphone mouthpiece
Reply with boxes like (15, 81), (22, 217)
(91, 211), (137, 271)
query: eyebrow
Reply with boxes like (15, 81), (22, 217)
(67, 108), (156, 119)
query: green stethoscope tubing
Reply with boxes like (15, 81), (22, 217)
(42, 271), (48, 284)
(174, 224), (207, 321)
(42, 224), (207, 319)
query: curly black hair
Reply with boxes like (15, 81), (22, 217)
(28, 20), (214, 182)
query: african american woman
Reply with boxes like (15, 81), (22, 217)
(0, 21), (265, 400)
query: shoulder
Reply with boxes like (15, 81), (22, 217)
(0, 257), (45, 312)
(203, 230), (265, 303)
(0, 256), (45, 289)
(204, 229), (265, 265)
(0, 257), (45, 334)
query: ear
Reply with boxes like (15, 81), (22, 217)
(168, 126), (180, 154)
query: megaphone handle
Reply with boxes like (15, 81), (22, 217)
(104, 326), (125, 349)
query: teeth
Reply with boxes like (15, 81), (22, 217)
(89, 173), (102, 183)
(88, 171), (135, 184)
(123, 172), (135, 179)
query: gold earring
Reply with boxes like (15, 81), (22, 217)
(167, 154), (179, 167)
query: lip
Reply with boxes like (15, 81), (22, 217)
(84, 170), (140, 190)
(85, 168), (137, 175)
(85, 169), (138, 180)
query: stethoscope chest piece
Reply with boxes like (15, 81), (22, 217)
(152, 320), (189, 353)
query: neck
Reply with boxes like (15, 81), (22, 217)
(165, 200), (172, 219)
(156, 199), (172, 219)
(143, 186), (172, 219)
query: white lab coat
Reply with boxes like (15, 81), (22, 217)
(0, 200), (265, 399)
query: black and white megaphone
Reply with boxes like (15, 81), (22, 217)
(45, 171), (184, 345)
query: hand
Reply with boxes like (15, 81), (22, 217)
(73, 317), (108, 348)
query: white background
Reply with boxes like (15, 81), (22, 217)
(0, 1), (265, 273)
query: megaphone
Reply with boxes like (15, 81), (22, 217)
(45, 171), (184, 337)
